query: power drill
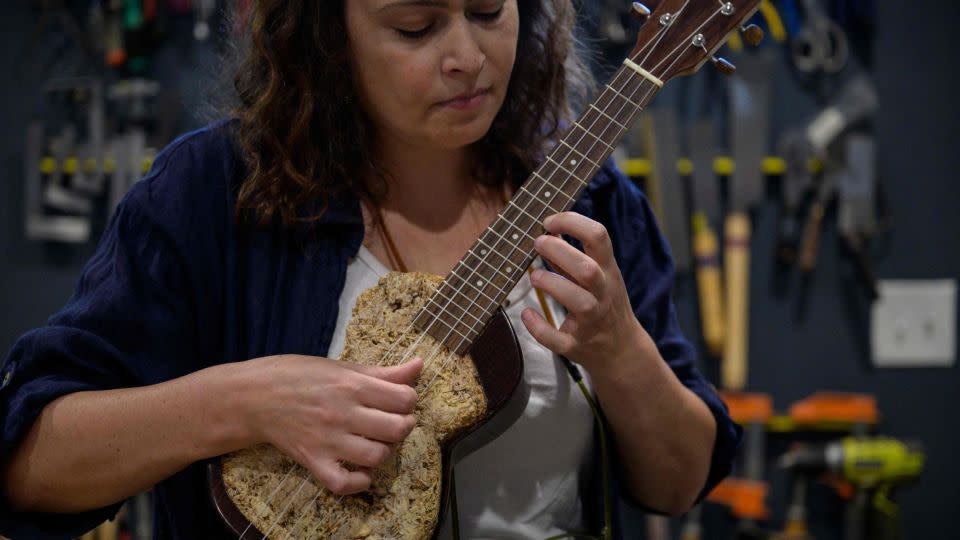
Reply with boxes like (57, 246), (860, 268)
(779, 437), (924, 540)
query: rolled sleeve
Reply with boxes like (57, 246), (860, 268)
(0, 179), (201, 538)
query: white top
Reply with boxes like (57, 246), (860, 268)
(327, 246), (596, 539)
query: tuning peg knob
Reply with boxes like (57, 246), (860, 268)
(741, 24), (765, 46)
(630, 2), (652, 21)
(712, 56), (737, 75)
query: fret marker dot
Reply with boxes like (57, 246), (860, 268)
(476, 280), (483, 287)
(511, 233), (519, 240)
(544, 190), (551, 198)
(480, 249), (488, 255)
(570, 159), (577, 166)
(505, 266), (513, 273)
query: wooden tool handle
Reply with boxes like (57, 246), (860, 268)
(799, 201), (825, 272)
(723, 212), (751, 391)
(692, 213), (725, 356)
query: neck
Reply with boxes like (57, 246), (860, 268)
(374, 134), (480, 221)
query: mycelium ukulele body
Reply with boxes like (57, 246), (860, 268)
(208, 271), (527, 539)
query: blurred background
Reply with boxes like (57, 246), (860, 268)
(0, 0), (957, 539)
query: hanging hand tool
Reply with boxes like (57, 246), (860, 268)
(791, 0), (849, 74)
(837, 135), (880, 301)
(798, 171), (835, 277)
(43, 125), (94, 215)
(724, 49), (774, 391)
(805, 74), (877, 155)
(24, 123), (91, 243)
(775, 131), (816, 271)
(105, 0), (127, 68)
(689, 119), (725, 357)
(637, 108), (691, 273)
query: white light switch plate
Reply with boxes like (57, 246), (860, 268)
(871, 279), (956, 367)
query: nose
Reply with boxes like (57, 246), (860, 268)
(440, 17), (486, 76)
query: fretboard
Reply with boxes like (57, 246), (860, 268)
(413, 62), (662, 355)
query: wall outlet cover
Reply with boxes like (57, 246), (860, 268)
(871, 279), (957, 367)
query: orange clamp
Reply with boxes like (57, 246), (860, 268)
(789, 392), (878, 425)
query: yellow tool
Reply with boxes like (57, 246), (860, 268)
(779, 437), (924, 540)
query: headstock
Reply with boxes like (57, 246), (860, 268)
(627, 0), (763, 83)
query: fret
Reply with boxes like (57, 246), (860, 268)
(444, 262), (503, 306)
(415, 307), (465, 345)
(455, 254), (511, 300)
(520, 182), (574, 209)
(528, 170), (577, 209)
(427, 288), (486, 327)
(464, 242), (516, 284)
(506, 199), (546, 229)
(567, 121), (614, 153)
(604, 83), (640, 110)
(544, 154), (593, 186)
(588, 104), (627, 132)
(474, 236), (530, 279)
(417, 57), (667, 354)
(557, 140), (601, 171)
(570, 121), (617, 160)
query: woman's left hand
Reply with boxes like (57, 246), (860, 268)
(522, 211), (646, 374)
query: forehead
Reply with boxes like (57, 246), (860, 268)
(355, 0), (488, 11)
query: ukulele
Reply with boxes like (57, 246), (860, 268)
(208, 0), (762, 537)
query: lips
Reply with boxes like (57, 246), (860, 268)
(441, 87), (490, 105)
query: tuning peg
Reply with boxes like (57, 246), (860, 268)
(712, 56), (737, 75)
(630, 2), (651, 21)
(740, 24), (765, 46)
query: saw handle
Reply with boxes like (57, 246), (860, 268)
(692, 212), (725, 357)
(723, 212), (750, 391)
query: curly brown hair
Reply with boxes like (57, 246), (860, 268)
(225, 0), (595, 227)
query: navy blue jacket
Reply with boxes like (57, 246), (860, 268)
(0, 120), (741, 539)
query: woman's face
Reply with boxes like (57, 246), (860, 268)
(345, 0), (519, 153)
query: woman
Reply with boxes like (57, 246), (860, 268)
(1, 0), (741, 538)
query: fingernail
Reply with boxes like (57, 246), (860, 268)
(543, 215), (554, 228)
(531, 269), (543, 282)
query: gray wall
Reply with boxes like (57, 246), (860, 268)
(2, 1), (958, 539)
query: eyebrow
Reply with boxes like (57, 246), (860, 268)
(378, 0), (447, 12)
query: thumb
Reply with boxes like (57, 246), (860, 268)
(374, 357), (424, 385)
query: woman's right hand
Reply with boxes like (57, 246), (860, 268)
(240, 354), (422, 495)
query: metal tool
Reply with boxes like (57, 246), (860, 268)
(837, 135), (880, 301)
(724, 49), (774, 391)
(791, 0), (849, 74)
(636, 108), (691, 273)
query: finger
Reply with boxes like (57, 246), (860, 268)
(346, 357), (423, 386)
(350, 407), (416, 444)
(311, 458), (373, 496)
(520, 308), (576, 357)
(534, 234), (606, 296)
(529, 268), (599, 318)
(375, 357), (424, 385)
(334, 434), (394, 469)
(543, 212), (614, 266)
(358, 380), (418, 414)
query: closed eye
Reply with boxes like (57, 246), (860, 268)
(470, 6), (503, 22)
(395, 24), (433, 39)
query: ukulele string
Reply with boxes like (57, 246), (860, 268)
(256, 8), (720, 536)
